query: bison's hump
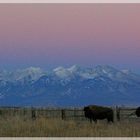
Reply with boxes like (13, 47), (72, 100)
(84, 105), (113, 113)
(136, 107), (140, 117)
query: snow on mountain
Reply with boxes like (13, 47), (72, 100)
(13, 67), (46, 83)
(0, 65), (140, 107)
(121, 69), (131, 74)
(53, 65), (97, 80)
(0, 67), (47, 87)
(67, 65), (81, 73)
(93, 65), (121, 77)
(0, 70), (12, 81)
(91, 65), (135, 83)
(53, 66), (72, 79)
(0, 65), (139, 83)
(14, 67), (45, 81)
(79, 72), (97, 79)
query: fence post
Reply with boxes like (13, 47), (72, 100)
(116, 106), (120, 121)
(74, 108), (76, 120)
(23, 108), (26, 116)
(113, 106), (117, 122)
(31, 107), (36, 120)
(0, 109), (2, 116)
(45, 109), (48, 118)
(61, 109), (66, 120)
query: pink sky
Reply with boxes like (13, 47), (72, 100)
(0, 4), (140, 72)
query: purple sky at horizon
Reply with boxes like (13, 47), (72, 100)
(0, 4), (140, 73)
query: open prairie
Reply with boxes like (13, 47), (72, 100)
(0, 107), (140, 137)
(0, 115), (140, 137)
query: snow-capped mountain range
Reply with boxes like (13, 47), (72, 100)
(0, 65), (140, 107)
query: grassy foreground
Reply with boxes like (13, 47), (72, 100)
(0, 116), (140, 137)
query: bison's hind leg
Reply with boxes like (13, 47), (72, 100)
(107, 118), (114, 123)
(90, 118), (92, 123)
(93, 119), (97, 124)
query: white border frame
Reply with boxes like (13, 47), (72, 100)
(0, 0), (140, 3)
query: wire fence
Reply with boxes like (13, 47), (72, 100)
(0, 106), (139, 122)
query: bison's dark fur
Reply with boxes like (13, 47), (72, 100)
(84, 105), (114, 123)
(136, 107), (140, 117)
(128, 107), (140, 117)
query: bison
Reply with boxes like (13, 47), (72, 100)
(129, 107), (140, 117)
(136, 107), (140, 117)
(84, 105), (114, 123)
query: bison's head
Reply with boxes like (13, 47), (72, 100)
(136, 107), (140, 117)
(84, 106), (90, 112)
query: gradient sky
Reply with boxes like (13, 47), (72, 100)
(0, 4), (140, 73)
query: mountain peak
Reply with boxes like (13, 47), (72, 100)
(95, 65), (117, 70)
(68, 65), (81, 72)
(121, 69), (132, 74)
(53, 66), (65, 72)
(16, 67), (43, 73)
(25, 67), (42, 72)
(53, 66), (72, 79)
(94, 65), (119, 75)
(0, 65), (140, 106)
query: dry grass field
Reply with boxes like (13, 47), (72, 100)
(0, 116), (140, 137)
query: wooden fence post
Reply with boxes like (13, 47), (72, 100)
(23, 108), (26, 116)
(74, 108), (76, 120)
(116, 106), (120, 121)
(45, 109), (48, 118)
(61, 109), (66, 120)
(0, 109), (2, 116)
(113, 106), (117, 122)
(31, 107), (36, 120)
